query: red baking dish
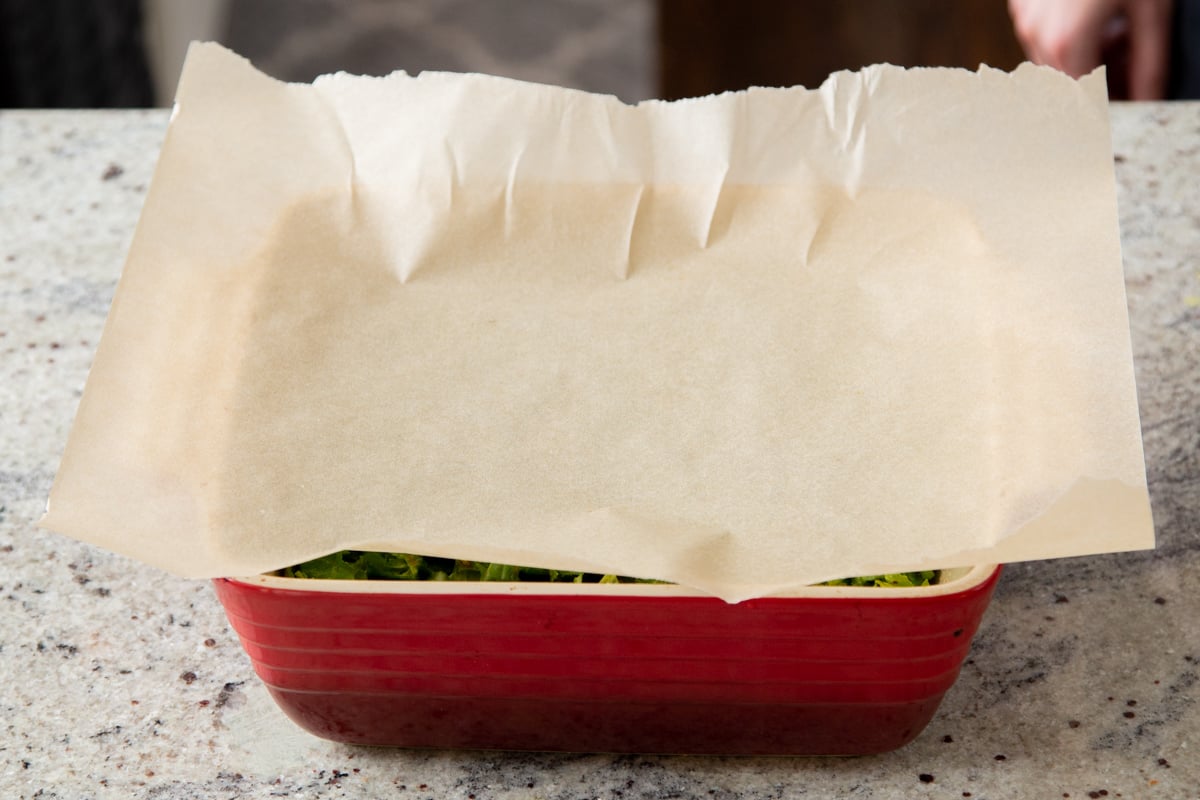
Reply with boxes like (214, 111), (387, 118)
(213, 563), (1001, 755)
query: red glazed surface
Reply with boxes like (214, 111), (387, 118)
(214, 565), (1001, 755)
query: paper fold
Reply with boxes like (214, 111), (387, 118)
(42, 43), (1153, 601)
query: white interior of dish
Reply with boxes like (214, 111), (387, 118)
(232, 564), (999, 598)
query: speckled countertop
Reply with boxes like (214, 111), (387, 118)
(1, 106), (1198, 799)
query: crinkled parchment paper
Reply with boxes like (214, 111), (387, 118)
(42, 43), (1153, 601)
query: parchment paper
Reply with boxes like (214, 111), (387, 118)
(41, 43), (1153, 601)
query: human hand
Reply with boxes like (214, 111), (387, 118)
(1008, 0), (1173, 99)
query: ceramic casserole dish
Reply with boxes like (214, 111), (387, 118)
(213, 563), (1001, 755)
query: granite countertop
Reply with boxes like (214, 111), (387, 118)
(1, 106), (1197, 799)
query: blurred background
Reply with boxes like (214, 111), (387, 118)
(1, 0), (1028, 108)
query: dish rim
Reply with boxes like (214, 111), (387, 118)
(223, 563), (1000, 599)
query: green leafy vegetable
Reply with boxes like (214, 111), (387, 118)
(277, 551), (937, 587)
(818, 570), (938, 588)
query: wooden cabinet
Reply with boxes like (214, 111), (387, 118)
(657, 0), (1026, 99)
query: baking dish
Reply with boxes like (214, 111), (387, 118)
(213, 563), (1001, 755)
